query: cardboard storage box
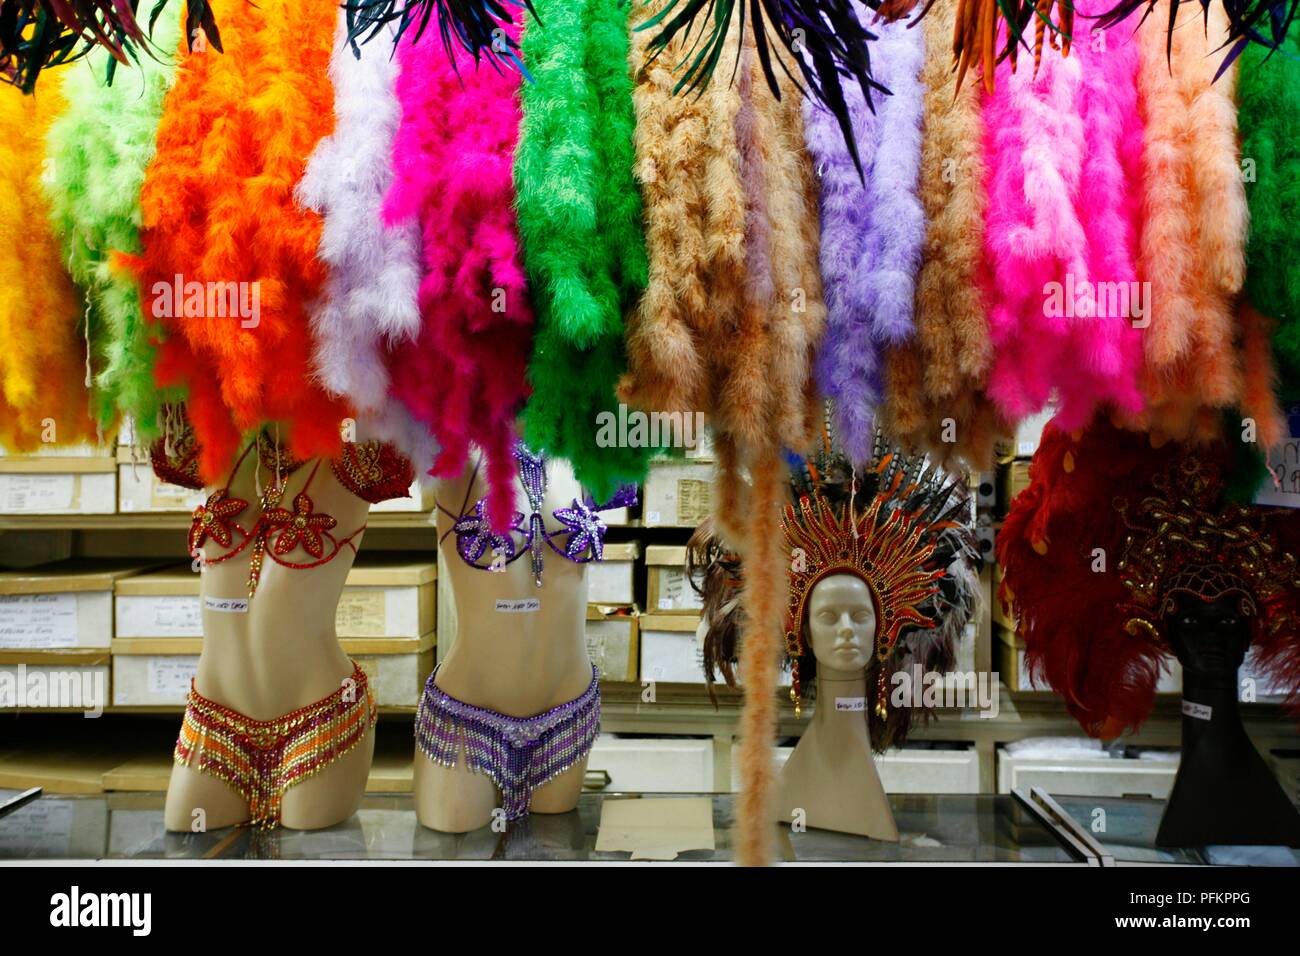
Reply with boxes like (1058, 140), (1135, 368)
(588, 736), (714, 792)
(588, 541), (640, 605)
(116, 459), (206, 514)
(0, 654), (111, 711)
(997, 747), (1178, 798)
(728, 744), (979, 794)
(334, 555), (437, 639)
(585, 606), (639, 682)
(639, 613), (792, 687)
(642, 460), (714, 528)
(1, 562), (158, 651)
(639, 613), (706, 684)
(110, 634), (434, 708)
(111, 558), (437, 706)
(0, 455), (117, 515)
(645, 545), (704, 613)
(115, 558), (437, 641)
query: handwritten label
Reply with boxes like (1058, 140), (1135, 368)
(1, 474), (75, 512)
(1181, 699), (1212, 721)
(335, 590), (386, 636)
(147, 657), (199, 697)
(677, 479), (712, 525)
(0, 594), (79, 649)
(835, 697), (866, 712)
(203, 596), (249, 614)
(495, 598), (540, 614)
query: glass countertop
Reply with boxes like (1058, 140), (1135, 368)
(0, 790), (1080, 863)
(1050, 794), (1300, 867)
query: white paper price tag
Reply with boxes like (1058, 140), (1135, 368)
(495, 598), (541, 613)
(203, 596), (249, 614)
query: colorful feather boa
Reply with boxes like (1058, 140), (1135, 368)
(515, 0), (652, 499)
(1128, 5), (1261, 445)
(296, 12), (431, 473)
(1239, 20), (1300, 403)
(133, 0), (349, 482)
(802, 15), (925, 467)
(882, 0), (1005, 468)
(981, 8), (1145, 432)
(0, 77), (97, 450)
(41, 12), (183, 439)
(382, 22), (532, 528)
(733, 33), (826, 868)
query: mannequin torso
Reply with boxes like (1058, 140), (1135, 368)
(164, 451), (375, 832)
(415, 454), (593, 831)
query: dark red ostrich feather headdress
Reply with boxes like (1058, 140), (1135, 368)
(996, 417), (1300, 737)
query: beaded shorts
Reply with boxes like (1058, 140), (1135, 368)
(415, 666), (601, 820)
(174, 661), (377, 828)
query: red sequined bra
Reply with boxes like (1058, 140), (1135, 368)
(152, 425), (414, 596)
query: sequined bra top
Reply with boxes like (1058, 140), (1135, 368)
(152, 425), (414, 597)
(438, 443), (637, 587)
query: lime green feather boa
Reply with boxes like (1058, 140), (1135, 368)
(41, 15), (184, 439)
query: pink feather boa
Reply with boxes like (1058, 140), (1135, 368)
(981, 11), (1145, 430)
(383, 29), (534, 530)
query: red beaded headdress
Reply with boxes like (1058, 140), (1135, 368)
(998, 418), (1300, 736)
(782, 474), (951, 716)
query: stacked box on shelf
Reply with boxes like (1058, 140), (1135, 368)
(0, 444), (117, 515)
(728, 744), (982, 794)
(645, 545), (704, 614)
(111, 555), (437, 708)
(639, 612), (793, 688)
(585, 606), (639, 683)
(996, 747), (1178, 798)
(642, 457), (714, 529)
(115, 445), (206, 514)
(588, 541), (639, 606)
(0, 562), (159, 710)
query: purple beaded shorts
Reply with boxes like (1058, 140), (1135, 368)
(414, 667), (600, 820)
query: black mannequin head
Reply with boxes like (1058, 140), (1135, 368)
(1163, 595), (1252, 679)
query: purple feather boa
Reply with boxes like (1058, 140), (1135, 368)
(803, 17), (925, 466)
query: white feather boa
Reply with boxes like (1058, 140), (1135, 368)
(296, 13), (432, 471)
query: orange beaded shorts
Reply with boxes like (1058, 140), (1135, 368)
(173, 661), (377, 828)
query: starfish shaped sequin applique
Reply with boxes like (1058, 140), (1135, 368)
(264, 491), (337, 559)
(553, 498), (607, 561)
(189, 491), (249, 553)
(453, 499), (523, 565)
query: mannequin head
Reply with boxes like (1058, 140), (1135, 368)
(805, 574), (877, 676)
(1164, 594), (1252, 680)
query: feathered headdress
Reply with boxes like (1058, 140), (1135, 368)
(997, 417), (1300, 737)
(695, 429), (980, 749)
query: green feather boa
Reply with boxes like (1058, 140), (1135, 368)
(1239, 24), (1300, 402)
(516, 0), (653, 497)
(41, 14), (183, 439)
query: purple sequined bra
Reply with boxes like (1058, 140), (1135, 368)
(414, 667), (601, 821)
(438, 442), (637, 586)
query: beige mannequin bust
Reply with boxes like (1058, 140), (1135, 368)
(164, 448), (375, 832)
(773, 573), (899, 841)
(416, 452), (593, 832)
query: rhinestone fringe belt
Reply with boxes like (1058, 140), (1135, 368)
(414, 667), (601, 820)
(174, 661), (377, 828)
